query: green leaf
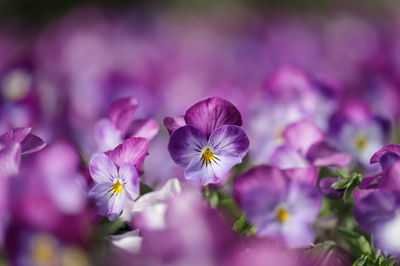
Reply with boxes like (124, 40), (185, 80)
(331, 179), (350, 190)
(140, 182), (153, 195)
(352, 255), (369, 266)
(338, 228), (372, 256)
(232, 215), (255, 236)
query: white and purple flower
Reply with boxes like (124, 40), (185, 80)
(354, 189), (400, 257)
(234, 165), (322, 248)
(165, 97), (249, 185)
(88, 137), (148, 220)
(94, 97), (159, 152)
(0, 127), (46, 178)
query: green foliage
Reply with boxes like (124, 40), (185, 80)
(232, 215), (256, 236)
(332, 172), (363, 203)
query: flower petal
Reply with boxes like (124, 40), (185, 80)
(283, 120), (324, 155)
(108, 97), (138, 134)
(94, 119), (122, 152)
(234, 166), (289, 226)
(168, 125), (207, 167)
(270, 145), (309, 169)
(354, 189), (397, 233)
(105, 137), (149, 170)
(20, 133), (46, 155)
(0, 142), (21, 177)
(208, 125), (249, 159)
(306, 141), (352, 168)
(370, 144), (400, 166)
(184, 97), (242, 138)
(89, 153), (118, 183)
(319, 178), (344, 199)
(89, 182), (115, 216)
(0, 127), (31, 145)
(128, 118), (159, 140)
(163, 116), (186, 135)
(119, 164), (140, 201)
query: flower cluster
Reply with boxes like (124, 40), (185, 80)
(1, 7), (400, 266)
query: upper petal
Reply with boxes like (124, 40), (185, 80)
(168, 125), (207, 167)
(0, 127), (46, 155)
(209, 125), (249, 158)
(94, 119), (122, 152)
(0, 142), (21, 178)
(108, 97), (139, 134)
(128, 118), (159, 140)
(184, 97), (242, 138)
(105, 137), (149, 170)
(163, 116), (186, 135)
(370, 144), (400, 167)
(20, 133), (46, 155)
(0, 127), (31, 144)
(89, 153), (118, 183)
(306, 141), (352, 168)
(283, 120), (324, 155)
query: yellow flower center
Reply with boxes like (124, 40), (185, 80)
(356, 135), (368, 151)
(112, 180), (124, 194)
(201, 148), (216, 166)
(277, 208), (290, 223)
(31, 235), (57, 264)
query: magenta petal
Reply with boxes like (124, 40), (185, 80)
(0, 142), (21, 177)
(105, 137), (149, 170)
(319, 178), (344, 199)
(119, 164), (140, 200)
(306, 141), (352, 168)
(283, 166), (318, 185)
(379, 161), (400, 191)
(370, 144), (400, 165)
(0, 127), (31, 144)
(163, 116), (186, 135)
(20, 133), (46, 155)
(129, 118), (159, 140)
(94, 119), (122, 152)
(108, 97), (139, 134)
(184, 97), (242, 138)
(89, 153), (118, 183)
(234, 165), (289, 206)
(283, 120), (324, 155)
(270, 145), (309, 169)
(168, 126), (207, 167)
(359, 174), (380, 189)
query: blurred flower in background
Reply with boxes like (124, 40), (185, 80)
(0, 0), (400, 265)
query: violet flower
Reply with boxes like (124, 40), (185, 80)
(270, 120), (351, 184)
(329, 100), (389, 167)
(94, 97), (159, 151)
(354, 189), (400, 256)
(89, 137), (148, 220)
(165, 97), (249, 185)
(0, 127), (46, 177)
(359, 144), (400, 191)
(234, 165), (322, 248)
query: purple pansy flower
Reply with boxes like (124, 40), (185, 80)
(165, 97), (249, 185)
(234, 165), (322, 248)
(94, 97), (159, 151)
(354, 189), (400, 256)
(0, 127), (46, 177)
(270, 120), (351, 184)
(89, 137), (148, 220)
(359, 144), (400, 191)
(329, 100), (390, 167)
